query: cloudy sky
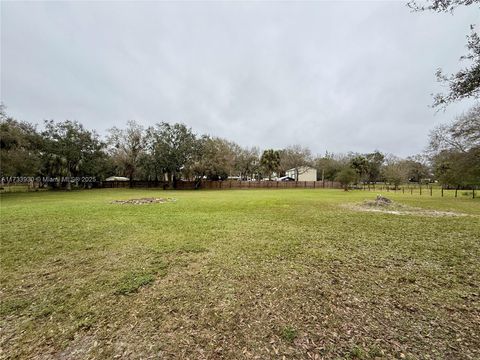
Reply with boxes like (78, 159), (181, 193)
(1, 1), (478, 157)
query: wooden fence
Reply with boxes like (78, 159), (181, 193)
(101, 180), (343, 190)
(202, 180), (342, 190)
(99, 180), (476, 198)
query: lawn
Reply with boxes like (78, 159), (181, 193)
(1, 189), (479, 359)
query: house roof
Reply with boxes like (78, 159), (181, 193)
(286, 166), (316, 172)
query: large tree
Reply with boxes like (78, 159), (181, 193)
(260, 149), (281, 180)
(403, 155), (431, 183)
(235, 146), (260, 180)
(382, 157), (410, 189)
(409, 0), (480, 107)
(428, 104), (480, 152)
(107, 121), (146, 186)
(315, 153), (348, 181)
(364, 151), (385, 184)
(190, 136), (237, 181)
(0, 108), (43, 178)
(428, 104), (480, 186)
(335, 166), (356, 191)
(42, 120), (105, 189)
(344, 151), (385, 185)
(350, 155), (369, 184)
(434, 148), (479, 186)
(147, 122), (197, 187)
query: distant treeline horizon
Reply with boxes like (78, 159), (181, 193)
(1, 104), (479, 189)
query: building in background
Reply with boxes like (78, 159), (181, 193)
(285, 167), (317, 181)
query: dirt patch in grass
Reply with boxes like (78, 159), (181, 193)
(344, 195), (469, 217)
(110, 197), (176, 205)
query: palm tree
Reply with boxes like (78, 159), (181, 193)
(260, 149), (280, 180)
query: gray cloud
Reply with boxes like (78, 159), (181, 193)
(1, 1), (478, 157)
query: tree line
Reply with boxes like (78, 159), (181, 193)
(0, 104), (479, 190)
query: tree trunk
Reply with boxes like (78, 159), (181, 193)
(129, 169), (134, 188)
(66, 169), (72, 191)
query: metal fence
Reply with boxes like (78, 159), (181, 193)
(358, 184), (477, 199)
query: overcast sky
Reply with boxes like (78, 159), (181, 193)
(1, 1), (478, 157)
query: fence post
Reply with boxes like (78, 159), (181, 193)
(455, 187), (458, 198)
(441, 187), (444, 197)
(430, 186), (432, 196)
(420, 185), (422, 195)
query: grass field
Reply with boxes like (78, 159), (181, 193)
(1, 189), (479, 359)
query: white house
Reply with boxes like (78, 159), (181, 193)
(285, 166), (317, 181)
(105, 176), (129, 182)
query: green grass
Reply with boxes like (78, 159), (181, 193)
(1, 188), (479, 359)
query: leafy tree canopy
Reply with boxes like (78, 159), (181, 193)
(409, 0), (480, 107)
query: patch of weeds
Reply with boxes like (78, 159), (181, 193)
(74, 313), (96, 331)
(178, 243), (208, 254)
(148, 255), (169, 271)
(398, 276), (416, 284)
(0, 298), (31, 316)
(349, 345), (368, 359)
(280, 326), (297, 343)
(34, 303), (58, 318)
(368, 345), (383, 358)
(114, 272), (155, 295)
